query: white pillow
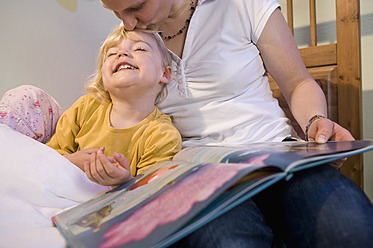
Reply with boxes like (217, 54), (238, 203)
(0, 124), (108, 247)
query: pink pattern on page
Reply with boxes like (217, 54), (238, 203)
(100, 154), (269, 248)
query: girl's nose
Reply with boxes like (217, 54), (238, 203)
(118, 50), (132, 58)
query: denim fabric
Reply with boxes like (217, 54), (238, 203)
(170, 165), (373, 248)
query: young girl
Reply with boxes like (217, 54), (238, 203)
(1, 25), (182, 188)
(46, 25), (182, 187)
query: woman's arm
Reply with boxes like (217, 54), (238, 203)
(257, 8), (325, 130)
(256, 8), (353, 142)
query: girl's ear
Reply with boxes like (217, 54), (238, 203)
(159, 66), (172, 84)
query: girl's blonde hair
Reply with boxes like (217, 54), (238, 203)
(85, 25), (171, 104)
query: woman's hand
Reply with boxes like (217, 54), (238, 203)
(84, 147), (133, 187)
(307, 118), (355, 143)
(307, 118), (355, 168)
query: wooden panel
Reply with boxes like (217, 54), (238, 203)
(336, 0), (363, 188)
(287, 0), (294, 34)
(299, 44), (336, 68)
(309, 0), (317, 46)
(336, 0), (362, 139)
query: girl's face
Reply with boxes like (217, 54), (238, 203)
(101, 34), (170, 100)
(101, 0), (173, 31)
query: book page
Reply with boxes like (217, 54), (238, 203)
(175, 141), (373, 172)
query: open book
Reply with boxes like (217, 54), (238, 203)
(52, 140), (373, 248)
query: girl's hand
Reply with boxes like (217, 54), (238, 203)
(84, 147), (133, 187)
(63, 147), (101, 170)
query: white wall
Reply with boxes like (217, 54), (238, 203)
(278, 0), (373, 200)
(361, 0), (373, 201)
(0, 0), (118, 110)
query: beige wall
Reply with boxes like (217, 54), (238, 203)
(278, 0), (373, 200)
(0, 0), (118, 110)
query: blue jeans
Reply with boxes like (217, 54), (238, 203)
(170, 165), (373, 248)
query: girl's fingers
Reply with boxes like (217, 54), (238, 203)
(113, 153), (130, 170)
(90, 153), (105, 182)
(98, 153), (117, 178)
(84, 161), (99, 184)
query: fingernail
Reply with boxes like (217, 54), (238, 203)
(317, 135), (327, 143)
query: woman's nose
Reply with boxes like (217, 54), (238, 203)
(121, 15), (138, 31)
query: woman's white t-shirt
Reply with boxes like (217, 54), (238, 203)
(158, 0), (295, 147)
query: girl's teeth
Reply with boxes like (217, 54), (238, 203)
(118, 65), (135, 70)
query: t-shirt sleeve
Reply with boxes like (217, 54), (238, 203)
(134, 120), (182, 176)
(244, 0), (281, 44)
(46, 96), (87, 155)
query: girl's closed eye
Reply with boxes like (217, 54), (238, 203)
(134, 47), (147, 52)
(107, 48), (118, 57)
(107, 52), (117, 57)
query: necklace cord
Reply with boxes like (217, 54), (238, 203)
(159, 0), (196, 41)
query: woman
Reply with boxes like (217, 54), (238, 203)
(100, 0), (373, 247)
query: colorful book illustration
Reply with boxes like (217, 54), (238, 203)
(52, 140), (373, 248)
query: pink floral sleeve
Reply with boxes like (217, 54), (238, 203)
(0, 85), (63, 143)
